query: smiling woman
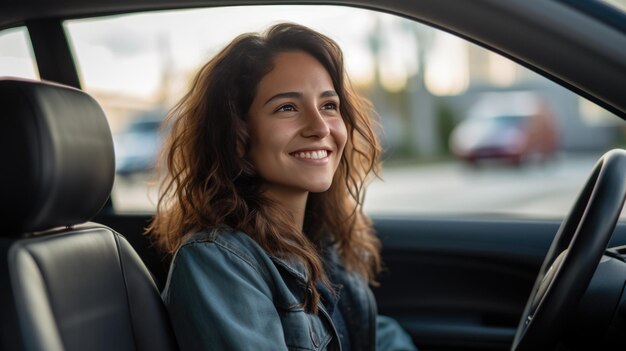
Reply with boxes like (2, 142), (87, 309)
(247, 51), (347, 210)
(148, 23), (416, 351)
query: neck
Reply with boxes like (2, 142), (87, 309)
(263, 186), (308, 231)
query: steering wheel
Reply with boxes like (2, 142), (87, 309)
(511, 149), (626, 351)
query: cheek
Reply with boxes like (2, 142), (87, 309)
(248, 121), (288, 162)
(332, 119), (348, 154)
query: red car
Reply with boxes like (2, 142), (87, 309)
(450, 92), (558, 165)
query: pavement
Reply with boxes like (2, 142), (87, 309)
(365, 153), (603, 218)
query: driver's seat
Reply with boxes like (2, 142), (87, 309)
(0, 78), (178, 351)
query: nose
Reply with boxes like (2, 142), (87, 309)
(301, 107), (330, 138)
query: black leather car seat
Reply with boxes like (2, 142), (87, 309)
(0, 78), (178, 351)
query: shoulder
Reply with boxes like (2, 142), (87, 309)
(174, 228), (275, 278)
(163, 228), (279, 303)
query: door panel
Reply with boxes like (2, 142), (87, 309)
(373, 217), (626, 350)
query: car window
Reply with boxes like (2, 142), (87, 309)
(64, 6), (625, 218)
(0, 27), (39, 79)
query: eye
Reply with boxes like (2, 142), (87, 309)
(321, 101), (338, 110)
(276, 104), (297, 112)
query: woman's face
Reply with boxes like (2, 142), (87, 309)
(247, 50), (347, 199)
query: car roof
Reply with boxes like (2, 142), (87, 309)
(2, 0), (625, 119)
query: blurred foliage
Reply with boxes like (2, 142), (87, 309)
(436, 100), (457, 155)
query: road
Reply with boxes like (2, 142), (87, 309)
(365, 154), (604, 218)
(113, 153), (613, 219)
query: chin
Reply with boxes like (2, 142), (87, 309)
(306, 182), (333, 193)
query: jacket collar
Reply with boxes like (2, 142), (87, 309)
(270, 255), (309, 284)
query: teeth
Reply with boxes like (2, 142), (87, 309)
(293, 150), (328, 159)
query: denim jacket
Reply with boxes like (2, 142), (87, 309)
(162, 228), (416, 351)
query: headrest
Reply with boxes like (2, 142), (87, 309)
(0, 78), (115, 234)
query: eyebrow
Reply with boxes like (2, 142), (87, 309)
(264, 90), (338, 106)
(321, 90), (339, 98)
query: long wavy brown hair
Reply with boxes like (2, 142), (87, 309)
(148, 23), (381, 312)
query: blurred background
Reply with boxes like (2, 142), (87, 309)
(2, 3), (626, 218)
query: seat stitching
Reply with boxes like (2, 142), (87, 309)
(112, 230), (140, 351)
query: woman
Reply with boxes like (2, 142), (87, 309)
(150, 23), (417, 351)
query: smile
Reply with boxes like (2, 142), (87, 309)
(290, 149), (329, 160)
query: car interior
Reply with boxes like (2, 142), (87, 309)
(1, 1), (626, 351)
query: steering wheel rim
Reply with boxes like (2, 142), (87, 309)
(511, 149), (626, 351)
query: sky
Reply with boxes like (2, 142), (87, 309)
(0, 5), (473, 100)
(63, 6), (426, 97)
